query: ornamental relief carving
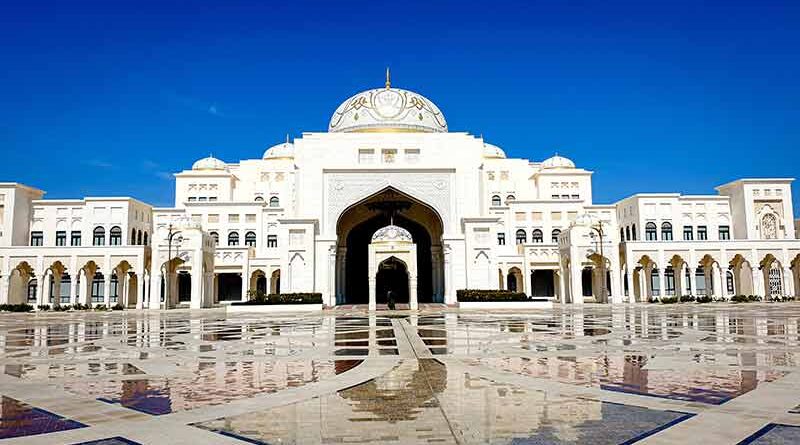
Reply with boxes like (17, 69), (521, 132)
(326, 172), (452, 233)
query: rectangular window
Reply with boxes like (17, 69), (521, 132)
(551, 194), (559, 199)
(497, 233), (505, 245)
(382, 149), (397, 163)
(208, 197), (218, 202)
(245, 214), (256, 223)
(198, 196), (207, 201)
(55, 231), (67, 246)
(531, 212), (543, 221)
(208, 214), (219, 223)
(71, 231), (82, 246)
(404, 149), (420, 163)
(228, 214), (239, 223)
(91, 277), (104, 304)
(187, 197), (197, 202)
(30, 231), (43, 246)
(358, 149), (375, 164)
(719, 225), (730, 240)
(515, 212), (526, 222)
(267, 234), (278, 248)
(571, 194), (580, 199)
(697, 225), (708, 240)
(567, 212), (578, 221)
(551, 212), (562, 221)
(683, 226), (693, 241)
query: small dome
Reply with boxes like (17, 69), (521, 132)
(483, 142), (506, 159)
(263, 139), (294, 159)
(541, 154), (575, 169)
(371, 225), (413, 243)
(329, 71), (447, 133)
(192, 155), (228, 171)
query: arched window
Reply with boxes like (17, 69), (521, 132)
(491, 195), (502, 206)
(27, 278), (37, 303)
(228, 231), (239, 246)
(620, 228), (624, 242)
(761, 213), (778, 239)
(110, 272), (119, 303)
(515, 229), (527, 244)
(625, 226), (631, 241)
(131, 228), (137, 244)
(645, 222), (657, 241)
(91, 272), (104, 303)
(506, 194), (515, 202)
(532, 229), (543, 243)
(726, 271), (735, 295)
(143, 232), (148, 245)
(632, 224), (637, 241)
(552, 229), (561, 243)
(244, 231), (257, 247)
(254, 196), (264, 203)
(136, 230), (142, 245)
(661, 222), (673, 241)
(93, 227), (106, 246)
(109, 226), (122, 245)
(269, 196), (280, 208)
(209, 231), (219, 245)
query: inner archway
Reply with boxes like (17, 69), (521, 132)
(376, 257), (409, 304)
(336, 187), (444, 305)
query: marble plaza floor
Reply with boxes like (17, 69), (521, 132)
(2, 305), (800, 444)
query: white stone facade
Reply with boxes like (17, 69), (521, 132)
(2, 81), (799, 308)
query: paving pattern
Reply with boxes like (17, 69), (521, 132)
(2, 304), (800, 444)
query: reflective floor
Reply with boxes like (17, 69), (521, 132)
(2, 304), (800, 444)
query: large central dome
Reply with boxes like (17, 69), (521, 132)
(328, 71), (447, 133)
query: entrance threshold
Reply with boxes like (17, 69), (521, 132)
(331, 303), (449, 311)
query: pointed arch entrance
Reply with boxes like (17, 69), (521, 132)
(376, 257), (409, 304)
(335, 187), (444, 305)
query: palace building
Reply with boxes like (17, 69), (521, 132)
(1, 77), (799, 309)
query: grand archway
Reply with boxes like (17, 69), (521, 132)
(336, 187), (444, 305)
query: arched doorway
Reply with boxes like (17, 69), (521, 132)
(376, 257), (409, 304)
(336, 187), (444, 305)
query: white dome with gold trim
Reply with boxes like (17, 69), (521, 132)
(329, 72), (447, 133)
(192, 155), (228, 171)
(483, 142), (506, 159)
(541, 154), (576, 169)
(262, 139), (294, 159)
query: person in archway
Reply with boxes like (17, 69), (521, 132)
(387, 288), (396, 310)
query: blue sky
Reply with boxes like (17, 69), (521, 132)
(1, 1), (798, 213)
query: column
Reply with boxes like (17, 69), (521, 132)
(368, 276), (376, 311)
(658, 268), (666, 300)
(783, 267), (795, 298)
(409, 275), (418, 310)
(570, 261), (583, 305)
(191, 270), (204, 309)
(103, 273), (111, 307)
(36, 271), (46, 307)
(625, 266), (635, 303)
(677, 264), (687, 297)
(240, 272), (248, 302)
(716, 265), (726, 299)
(136, 274), (145, 309)
(52, 273), (62, 306)
(0, 275), (10, 305)
(69, 275), (78, 306)
(752, 268), (762, 298)
(609, 267), (622, 304)
(688, 267), (697, 296)
(121, 272), (130, 308)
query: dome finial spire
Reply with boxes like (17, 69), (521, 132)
(286, 133), (290, 144)
(385, 67), (391, 89)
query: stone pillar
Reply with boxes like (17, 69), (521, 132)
(688, 267), (697, 296)
(625, 267), (635, 303)
(409, 275), (418, 310)
(752, 268), (762, 297)
(658, 268), (666, 299)
(240, 272), (248, 303)
(190, 270), (204, 309)
(103, 273), (111, 307)
(52, 273), (62, 305)
(610, 267), (622, 303)
(121, 272), (130, 308)
(368, 276), (376, 311)
(783, 267), (795, 298)
(136, 274), (145, 309)
(36, 271), (46, 307)
(716, 265), (726, 299)
(69, 275), (78, 306)
(570, 261), (583, 305)
(677, 264), (687, 297)
(0, 275), (10, 305)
